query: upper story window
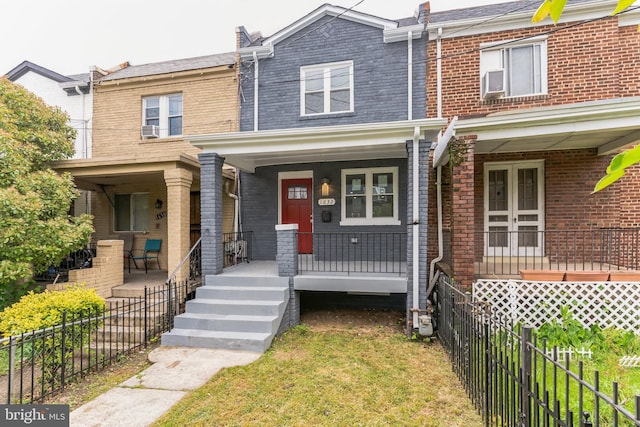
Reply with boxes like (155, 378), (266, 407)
(143, 94), (182, 137)
(300, 61), (353, 116)
(480, 37), (547, 99)
(340, 167), (400, 226)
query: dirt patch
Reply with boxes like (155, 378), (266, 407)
(301, 308), (405, 334)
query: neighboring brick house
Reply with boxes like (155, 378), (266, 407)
(185, 3), (446, 334)
(53, 54), (239, 280)
(425, 0), (640, 287)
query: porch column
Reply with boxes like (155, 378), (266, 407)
(164, 168), (193, 281)
(276, 224), (299, 328)
(199, 153), (224, 277)
(451, 138), (475, 289)
(407, 139), (432, 335)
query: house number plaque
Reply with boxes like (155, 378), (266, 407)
(318, 198), (336, 206)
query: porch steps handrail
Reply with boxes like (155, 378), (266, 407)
(166, 237), (201, 285)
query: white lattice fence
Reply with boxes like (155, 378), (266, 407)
(473, 279), (640, 332)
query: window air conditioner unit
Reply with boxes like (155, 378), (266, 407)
(482, 69), (505, 99)
(141, 125), (160, 138)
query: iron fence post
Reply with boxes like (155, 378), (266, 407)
(61, 311), (67, 390)
(8, 336), (15, 404)
(144, 286), (148, 347)
(521, 326), (532, 427)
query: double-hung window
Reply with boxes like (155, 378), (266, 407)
(480, 37), (547, 98)
(341, 167), (399, 226)
(114, 193), (149, 232)
(143, 94), (182, 137)
(301, 61), (353, 116)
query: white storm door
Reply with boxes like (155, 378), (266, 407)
(485, 161), (544, 257)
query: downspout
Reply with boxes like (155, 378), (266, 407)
(253, 51), (259, 132)
(427, 165), (443, 296)
(226, 179), (239, 235)
(437, 27), (443, 119)
(407, 31), (413, 121)
(74, 86), (87, 158)
(427, 27), (445, 296)
(412, 125), (420, 329)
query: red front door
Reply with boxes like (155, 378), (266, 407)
(281, 178), (312, 253)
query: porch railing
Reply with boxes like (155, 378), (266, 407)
(223, 231), (253, 268)
(297, 232), (406, 275)
(475, 228), (640, 276)
(34, 243), (97, 283)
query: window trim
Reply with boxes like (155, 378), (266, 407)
(142, 93), (183, 138)
(300, 61), (354, 117)
(479, 37), (548, 99)
(340, 167), (400, 226)
(114, 192), (150, 232)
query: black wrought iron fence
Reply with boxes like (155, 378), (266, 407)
(297, 232), (406, 275)
(435, 274), (640, 426)
(0, 280), (200, 404)
(475, 228), (640, 276)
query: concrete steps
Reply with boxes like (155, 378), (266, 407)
(161, 275), (289, 353)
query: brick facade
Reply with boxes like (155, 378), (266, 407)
(427, 17), (639, 119)
(427, 6), (640, 287)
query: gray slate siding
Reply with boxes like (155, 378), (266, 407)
(240, 158), (407, 260)
(240, 15), (426, 131)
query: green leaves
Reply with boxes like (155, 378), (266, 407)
(533, 0), (637, 24)
(0, 79), (93, 295)
(593, 144), (640, 193)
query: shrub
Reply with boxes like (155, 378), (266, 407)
(0, 285), (105, 391)
(0, 285), (105, 336)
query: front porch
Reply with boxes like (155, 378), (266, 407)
(473, 228), (640, 279)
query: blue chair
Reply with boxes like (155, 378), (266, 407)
(131, 239), (162, 273)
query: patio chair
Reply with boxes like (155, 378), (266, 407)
(119, 234), (137, 273)
(131, 239), (162, 273)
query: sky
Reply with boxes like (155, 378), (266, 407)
(1, 0), (510, 77)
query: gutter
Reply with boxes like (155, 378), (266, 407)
(253, 51), (259, 132)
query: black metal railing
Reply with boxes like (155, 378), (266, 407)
(34, 244), (97, 283)
(222, 231), (253, 268)
(0, 280), (200, 404)
(297, 232), (406, 275)
(166, 238), (202, 286)
(435, 274), (640, 426)
(475, 228), (640, 276)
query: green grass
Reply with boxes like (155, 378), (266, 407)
(153, 322), (483, 427)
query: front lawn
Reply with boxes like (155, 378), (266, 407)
(153, 310), (482, 427)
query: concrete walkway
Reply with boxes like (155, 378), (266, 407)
(69, 347), (261, 427)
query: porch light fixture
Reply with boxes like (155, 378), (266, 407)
(155, 199), (163, 209)
(321, 178), (330, 197)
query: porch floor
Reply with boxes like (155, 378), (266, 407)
(475, 259), (632, 279)
(220, 261), (407, 294)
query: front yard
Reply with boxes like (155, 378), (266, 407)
(153, 309), (482, 426)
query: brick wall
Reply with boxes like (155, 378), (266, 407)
(92, 66), (238, 159)
(48, 240), (124, 299)
(427, 18), (639, 118)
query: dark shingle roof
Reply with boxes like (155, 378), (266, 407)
(430, 0), (598, 24)
(99, 52), (236, 82)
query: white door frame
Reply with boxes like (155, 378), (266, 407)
(483, 160), (545, 257)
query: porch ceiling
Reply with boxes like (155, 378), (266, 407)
(186, 119), (447, 172)
(455, 97), (640, 156)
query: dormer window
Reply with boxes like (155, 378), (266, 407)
(300, 61), (354, 116)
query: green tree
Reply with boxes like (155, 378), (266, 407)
(533, 0), (639, 193)
(0, 78), (93, 307)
